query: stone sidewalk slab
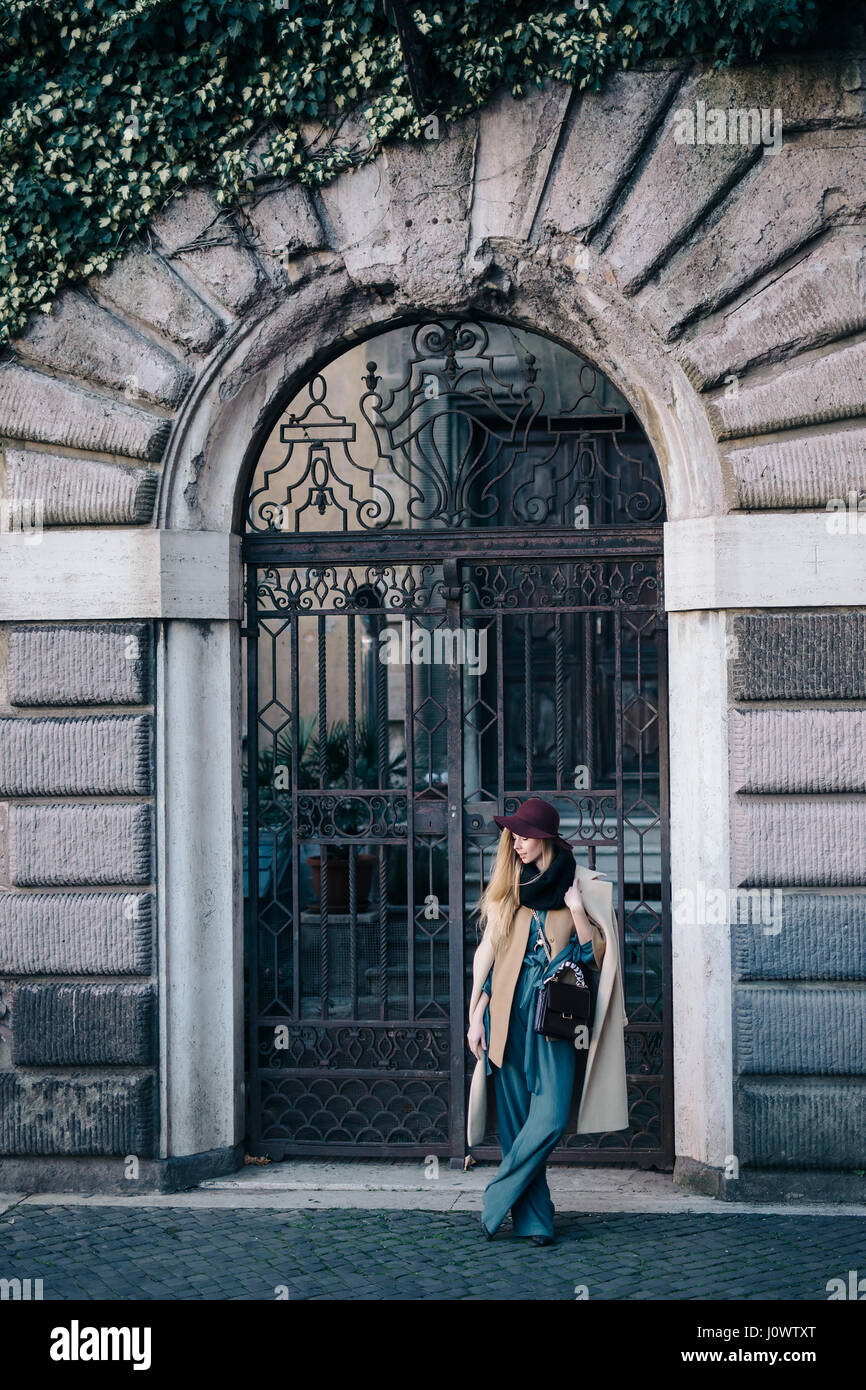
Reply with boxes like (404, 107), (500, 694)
(3, 1160), (866, 1215)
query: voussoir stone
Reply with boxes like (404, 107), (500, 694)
(315, 111), (477, 301)
(0, 715), (152, 796)
(679, 230), (866, 388)
(724, 425), (866, 509)
(604, 77), (761, 293)
(8, 623), (151, 706)
(94, 245), (226, 353)
(9, 802), (153, 887)
(649, 137), (866, 339)
(0, 364), (170, 461)
(707, 338), (866, 440)
(469, 79), (572, 250)
(4, 448), (159, 525)
(241, 181), (326, 263)
(15, 290), (192, 407)
(384, 119), (477, 302)
(540, 67), (682, 240)
(730, 709), (866, 794)
(0, 890), (153, 973)
(606, 60), (865, 297)
(151, 186), (266, 313)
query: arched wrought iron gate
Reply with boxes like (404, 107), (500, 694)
(241, 319), (671, 1166)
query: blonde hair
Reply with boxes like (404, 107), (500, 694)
(475, 828), (606, 968)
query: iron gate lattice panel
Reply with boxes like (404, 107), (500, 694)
(457, 556), (671, 1161)
(243, 546), (671, 1162)
(242, 315), (671, 1165)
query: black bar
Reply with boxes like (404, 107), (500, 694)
(243, 526), (663, 566)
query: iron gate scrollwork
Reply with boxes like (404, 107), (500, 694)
(242, 318), (672, 1165)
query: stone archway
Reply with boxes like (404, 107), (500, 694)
(2, 54), (865, 1195)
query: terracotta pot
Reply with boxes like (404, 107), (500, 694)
(307, 852), (376, 910)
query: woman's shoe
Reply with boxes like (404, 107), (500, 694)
(530, 1234), (555, 1246)
(481, 1220), (494, 1240)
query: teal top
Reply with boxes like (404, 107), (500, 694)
(479, 909), (596, 1076)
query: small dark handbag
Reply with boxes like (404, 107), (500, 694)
(531, 908), (593, 1041)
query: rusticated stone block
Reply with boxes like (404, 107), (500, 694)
(8, 623), (151, 706)
(735, 1077), (866, 1168)
(12, 983), (156, 1065)
(708, 338), (866, 440)
(648, 139), (866, 338)
(730, 613), (866, 699)
(679, 230), (866, 387)
(541, 67), (681, 239)
(9, 803), (152, 887)
(725, 425), (866, 509)
(94, 245), (225, 353)
(734, 984), (866, 1073)
(0, 716), (152, 796)
(731, 798), (866, 886)
(732, 892), (866, 980)
(0, 891), (153, 974)
(4, 449), (158, 525)
(730, 709), (866, 793)
(151, 187), (264, 312)
(0, 364), (170, 461)
(0, 1073), (155, 1156)
(16, 289), (192, 407)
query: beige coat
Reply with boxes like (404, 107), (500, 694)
(467, 864), (629, 1144)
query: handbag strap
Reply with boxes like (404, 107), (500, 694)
(531, 908), (552, 962)
(532, 906), (587, 986)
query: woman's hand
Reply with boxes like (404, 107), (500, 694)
(564, 880), (585, 914)
(467, 1014), (487, 1061)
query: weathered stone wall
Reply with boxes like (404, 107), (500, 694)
(729, 614), (866, 1188)
(0, 624), (157, 1176)
(1, 47), (864, 1193)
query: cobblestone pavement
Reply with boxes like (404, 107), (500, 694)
(1, 1203), (864, 1300)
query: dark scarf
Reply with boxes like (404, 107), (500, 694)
(518, 844), (575, 910)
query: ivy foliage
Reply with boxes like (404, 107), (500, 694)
(0, 0), (821, 346)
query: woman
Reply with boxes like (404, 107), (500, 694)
(466, 797), (628, 1246)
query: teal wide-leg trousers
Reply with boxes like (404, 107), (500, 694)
(481, 937), (585, 1239)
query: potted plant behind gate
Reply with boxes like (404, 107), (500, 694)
(306, 717), (406, 910)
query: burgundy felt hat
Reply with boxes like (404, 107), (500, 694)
(493, 798), (572, 852)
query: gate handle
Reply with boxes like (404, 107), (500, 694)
(443, 558), (461, 600)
